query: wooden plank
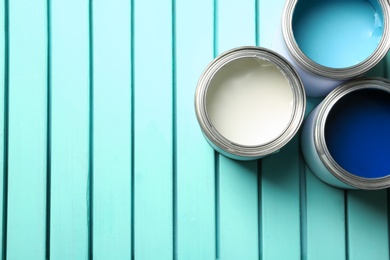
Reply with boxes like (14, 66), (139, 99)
(50, 0), (90, 258)
(304, 97), (346, 260)
(305, 166), (346, 260)
(217, 1), (259, 259)
(175, 1), (216, 259)
(346, 59), (389, 260)
(303, 25), (389, 260)
(258, 0), (285, 49)
(303, 59), (388, 260)
(217, 0), (256, 53)
(219, 159), (259, 259)
(133, 0), (173, 258)
(347, 190), (389, 260)
(92, 0), (132, 259)
(261, 137), (301, 259)
(7, 0), (47, 258)
(259, 1), (301, 259)
(302, 94), (345, 260)
(0, 0), (5, 257)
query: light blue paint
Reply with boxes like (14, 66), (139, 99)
(293, 0), (383, 68)
(325, 89), (390, 178)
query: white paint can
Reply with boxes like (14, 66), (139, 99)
(195, 46), (306, 160)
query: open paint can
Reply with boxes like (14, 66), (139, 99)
(282, 0), (390, 97)
(195, 46), (306, 160)
(301, 78), (390, 189)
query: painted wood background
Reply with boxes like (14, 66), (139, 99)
(0, 0), (389, 259)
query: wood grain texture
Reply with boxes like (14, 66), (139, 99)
(50, 0), (90, 258)
(133, 0), (173, 258)
(216, 1), (259, 259)
(175, 0), (216, 259)
(258, 0), (285, 50)
(305, 167), (346, 260)
(92, 0), (132, 259)
(347, 190), (389, 260)
(0, 0), (5, 257)
(219, 158), (259, 260)
(261, 137), (301, 260)
(304, 97), (346, 260)
(1, 1), (390, 259)
(259, 1), (301, 259)
(7, 0), (47, 258)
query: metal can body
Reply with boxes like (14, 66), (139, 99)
(282, 0), (390, 97)
(195, 46), (306, 160)
(301, 78), (390, 189)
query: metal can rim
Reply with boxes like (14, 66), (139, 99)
(194, 46), (306, 159)
(314, 78), (390, 189)
(282, 0), (390, 79)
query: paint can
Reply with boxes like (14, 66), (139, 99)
(195, 46), (306, 160)
(301, 78), (390, 189)
(282, 0), (390, 97)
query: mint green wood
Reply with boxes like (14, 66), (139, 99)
(259, 0), (285, 49)
(305, 166), (346, 260)
(219, 158), (259, 259)
(261, 137), (301, 259)
(303, 97), (346, 260)
(0, 0), (5, 257)
(50, 0), (90, 258)
(216, 1), (259, 259)
(259, 1), (301, 259)
(134, 0), (173, 258)
(7, 0), (47, 258)
(92, 1), (132, 259)
(2, 1), (390, 258)
(176, 1), (216, 259)
(217, 0), (256, 53)
(347, 190), (389, 260)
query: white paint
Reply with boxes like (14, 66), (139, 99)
(206, 57), (294, 146)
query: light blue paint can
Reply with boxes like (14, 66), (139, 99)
(301, 78), (390, 189)
(282, 0), (390, 97)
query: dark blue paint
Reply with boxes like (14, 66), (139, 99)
(325, 89), (390, 178)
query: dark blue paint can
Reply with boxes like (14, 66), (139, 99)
(301, 78), (390, 189)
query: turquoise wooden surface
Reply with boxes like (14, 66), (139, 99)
(176, 1), (216, 259)
(1, 0), (390, 259)
(305, 97), (346, 260)
(134, 0), (173, 258)
(217, 1), (259, 259)
(92, 0), (132, 259)
(260, 1), (301, 259)
(0, 0), (4, 258)
(50, 1), (90, 258)
(7, 0), (47, 258)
